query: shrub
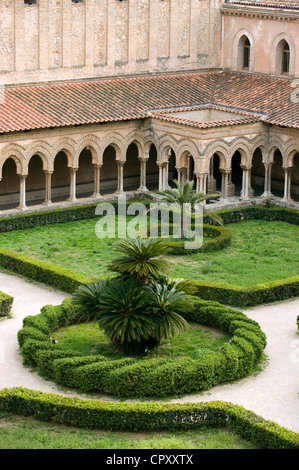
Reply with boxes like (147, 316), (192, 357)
(0, 388), (298, 449)
(0, 291), (13, 317)
(17, 296), (266, 398)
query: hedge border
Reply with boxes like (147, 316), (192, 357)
(17, 296), (267, 399)
(0, 387), (298, 449)
(0, 202), (297, 304)
(0, 290), (13, 317)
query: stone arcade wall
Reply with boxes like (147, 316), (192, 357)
(0, 0), (223, 86)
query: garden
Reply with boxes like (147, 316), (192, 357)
(0, 182), (298, 449)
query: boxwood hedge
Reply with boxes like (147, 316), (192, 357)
(17, 296), (267, 398)
(0, 202), (297, 304)
(0, 387), (298, 449)
(0, 290), (13, 317)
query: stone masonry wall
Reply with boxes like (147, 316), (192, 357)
(0, 0), (222, 86)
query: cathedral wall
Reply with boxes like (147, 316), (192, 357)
(0, 0), (222, 86)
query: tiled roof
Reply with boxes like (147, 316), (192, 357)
(0, 71), (298, 133)
(225, 0), (299, 9)
(225, 0), (299, 10)
(149, 104), (262, 128)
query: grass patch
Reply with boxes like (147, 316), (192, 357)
(53, 321), (229, 361)
(0, 218), (297, 286)
(0, 414), (258, 449)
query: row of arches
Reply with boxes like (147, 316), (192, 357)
(0, 137), (298, 212)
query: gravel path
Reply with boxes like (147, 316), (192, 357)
(0, 269), (298, 433)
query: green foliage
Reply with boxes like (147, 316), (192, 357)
(0, 388), (298, 449)
(109, 236), (171, 284)
(96, 277), (157, 352)
(17, 295), (266, 398)
(156, 179), (222, 227)
(0, 247), (92, 293)
(194, 276), (299, 307)
(0, 291), (13, 317)
(71, 279), (110, 323)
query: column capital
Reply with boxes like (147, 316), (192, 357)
(116, 160), (125, 167)
(240, 165), (252, 171)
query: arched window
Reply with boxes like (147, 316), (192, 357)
(237, 35), (251, 70)
(281, 40), (290, 74)
(243, 37), (251, 69)
(274, 39), (291, 75)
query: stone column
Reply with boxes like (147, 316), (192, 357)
(195, 173), (208, 197)
(138, 159), (148, 192)
(220, 170), (230, 202)
(68, 168), (78, 202)
(116, 161), (125, 194)
(157, 162), (163, 191)
(176, 167), (183, 188)
(164, 162), (170, 190)
(92, 164), (102, 198)
(43, 170), (53, 206)
(18, 175), (28, 210)
(262, 163), (273, 198)
(241, 165), (251, 200)
(283, 167), (292, 201)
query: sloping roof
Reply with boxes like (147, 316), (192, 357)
(0, 71), (298, 133)
(225, 0), (299, 9)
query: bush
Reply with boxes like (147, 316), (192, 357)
(194, 277), (299, 307)
(17, 296), (267, 398)
(0, 291), (13, 317)
(0, 248), (92, 294)
(0, 387), (298, 449)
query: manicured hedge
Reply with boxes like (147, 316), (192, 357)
(194, 276), (299, 307)
(0, 290), (13, 317)
(17, 296), (267, 398)
(153, 224), (232, 254)
(0, 387), (298, 449)
(0, 202), (297, 303)
(0, 248), (93, 294)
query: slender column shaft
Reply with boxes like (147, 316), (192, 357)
(283, 167), (292, 201)
(18, 175), (27, 210)
(68, 168), (78, 202)
(262, 163), (273, 197)
(138, 160), (148, 191)
(117, 162), (125, 194)
(92, 164), (102, 198)
(44, 171), (53, 206)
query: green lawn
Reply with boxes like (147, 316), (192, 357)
(53, 321), (229, 361)
(0, 218), (297, 286)
(0, 414), (258, 449)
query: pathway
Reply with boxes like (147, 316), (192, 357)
(0, 270), (298, 433)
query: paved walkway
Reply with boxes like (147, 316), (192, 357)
(0, 269), (298, 433)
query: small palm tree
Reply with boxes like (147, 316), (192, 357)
(148, 282), (192, 343)
(96, 277), (157, 353)
(71, 278), (110, 323)
(109, 236), (172, 285)
(155, 179), (222, 238)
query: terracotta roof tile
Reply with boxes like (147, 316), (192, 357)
(0, 71), (298, 133)
(225, 0), (299, 9)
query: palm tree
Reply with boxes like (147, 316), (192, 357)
(71, 278), (110, 323)
(155, 179), (222, 239)
(109, 236), (172, 285)
(148, 281), (192, 343)
(96, 277), (157, 353)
